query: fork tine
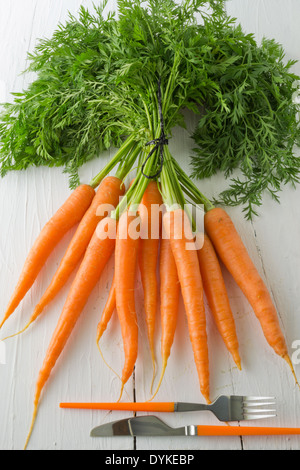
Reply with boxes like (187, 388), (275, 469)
(206, 395), (278, 421)
(243, 397), (276, 406)
(243, 401), (276, 408)
(244, 408), (277, 414)
(242, 396), (276, 401)
(243, 413), (277, 420)
(241, 396), (276, 421)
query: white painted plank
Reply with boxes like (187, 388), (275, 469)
(0, 0), (300, 451)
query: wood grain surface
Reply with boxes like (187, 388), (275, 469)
(0, 0), (300, 450)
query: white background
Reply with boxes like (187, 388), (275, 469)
(0, 0), (300, 451)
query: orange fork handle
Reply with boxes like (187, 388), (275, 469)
(197, 425), (300, 436)
(59, 402), (175, 412)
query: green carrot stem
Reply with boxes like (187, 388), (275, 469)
(112, 147), (158, 220)
(164, 147), (186, 208)
(171, 158), (215, 212)
(89, 134), (137, 189)
(115, 143), (142, 182)
(112, 114), (164, 220)
(160, 153), (197, 232)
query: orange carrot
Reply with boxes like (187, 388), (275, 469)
(197, 233), (241, 370)
(151, 236), (180, 399)
(204, 207), (298, 385)
(24, 216), (117, 449)
(96, 180), (136, 346)
(163, 208), (210, 404)
(5, 177), (124, 339)
(0, 184), (95, 331)
(138, 181), (163, 388)
(95, 181), (136, 376)
(115, 210), (140, 399)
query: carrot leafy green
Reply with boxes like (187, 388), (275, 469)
(0, 0), (299, 218)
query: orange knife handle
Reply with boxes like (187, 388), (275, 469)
(60, 402), (175, 412)
(197, 425), (300, 436)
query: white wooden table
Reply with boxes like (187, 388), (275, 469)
(1, 0), (300, 451)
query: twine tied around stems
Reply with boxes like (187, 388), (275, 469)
(142, 78), (169, 179)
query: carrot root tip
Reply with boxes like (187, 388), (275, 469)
(96, 341), (122, 383)
(149, 358), (168, 402)
(24, 402), (39, 450)
(149, 356), (157, 396)
(117, 384), (125, 404)
(2, 321), (33, 341)
(284, 354), (300, 390)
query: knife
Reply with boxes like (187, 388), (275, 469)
(90, 415), (300, 437)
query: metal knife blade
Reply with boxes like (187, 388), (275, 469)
(91, 416), (186, 437)
(90, 418), (132, 437)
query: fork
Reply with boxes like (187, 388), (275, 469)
(60, 395), (277, 422)
(173, 395), (277, 422)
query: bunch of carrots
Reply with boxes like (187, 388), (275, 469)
(0, 140), (299, 450)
